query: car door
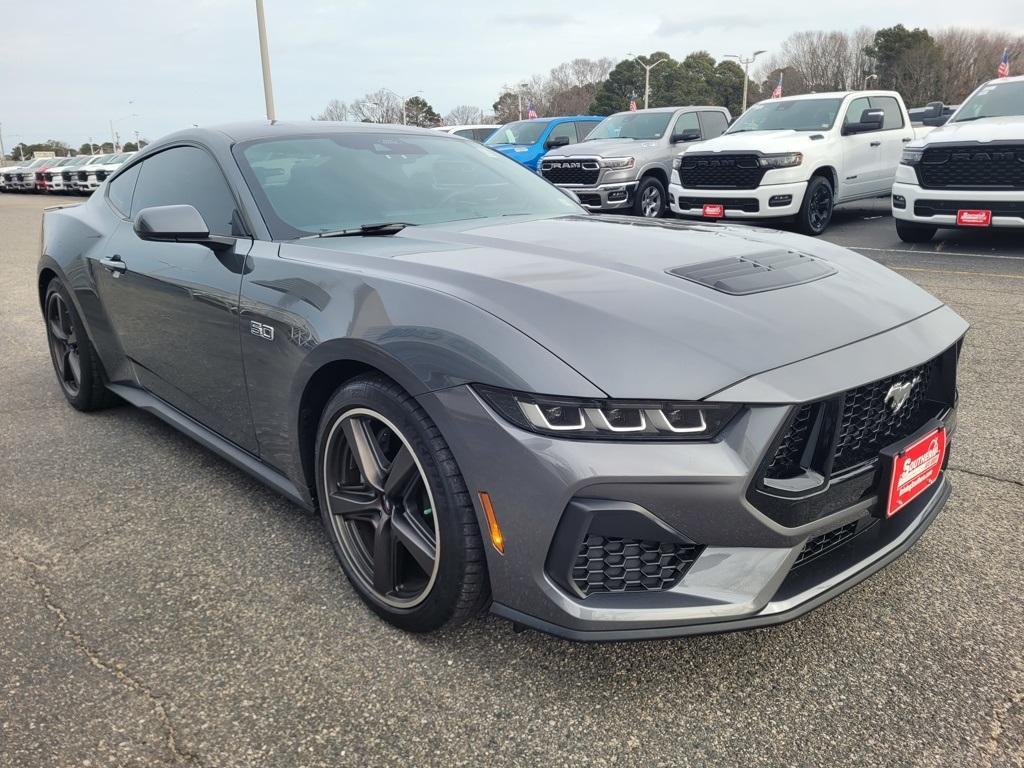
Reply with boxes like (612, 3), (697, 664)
(93, 144), (258, 452)
(869, 95), (910, 192)
(839, 96), (879, 200)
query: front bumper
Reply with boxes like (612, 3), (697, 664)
(892, 179), (1024, 229)
(669, 179), (807, 219)
(418, 310), (966, 640)
(565, 181), (639, 211)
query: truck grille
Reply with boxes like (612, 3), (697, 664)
(679, 154), (766, 189)
(540, 160), (600, 186)
(77, 171), (88, 181)
(571, 535), (703, 596)
(917, 144), (1024, 189)
(62, 172), (73, 182)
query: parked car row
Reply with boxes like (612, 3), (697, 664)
(0, 152), (137, 194)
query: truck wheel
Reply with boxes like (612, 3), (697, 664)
(796, 176), (834, 236)
(895, 220), (936, 243)
(633, 177), (665, 218)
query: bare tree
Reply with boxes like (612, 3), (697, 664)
(934, 28), (1024, 102)
(312, 99), (348, 121)
(757, 28), (877, 95)
(350, 89), (404, 123)
(444, 105), (483, 125)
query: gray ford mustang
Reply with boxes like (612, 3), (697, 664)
(38, 121), (967, 640)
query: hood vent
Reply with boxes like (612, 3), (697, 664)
(668, 249), (836, 295)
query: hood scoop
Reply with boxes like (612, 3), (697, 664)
(668, 249), (836, 295)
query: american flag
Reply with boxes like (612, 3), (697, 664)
(997, 48), (1010, 78)
(629, 93), (638, 112)
(527, 103), (538, 119)
(771, 72), (784, 99)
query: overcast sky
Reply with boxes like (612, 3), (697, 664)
(3, 0), (1022, 148)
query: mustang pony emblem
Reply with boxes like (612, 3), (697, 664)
(884, 376), (920, 414)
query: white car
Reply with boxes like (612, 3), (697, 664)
(892, 75), (1024, 241)
(10, 158), (54, 191)
(41, 157), (83, 192)
(669, 90), (924, 234)
(432, 124), (498, 142)
(79, 151), (135, 192)
(66, 154), (114, 193)
(1, 162), (27, 192)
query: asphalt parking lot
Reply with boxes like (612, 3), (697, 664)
(2, 193), (1022, 768)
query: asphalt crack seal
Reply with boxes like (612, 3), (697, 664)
(16, 555), (205, 767)
(949, 465), (1024, 490)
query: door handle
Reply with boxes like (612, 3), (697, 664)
(99, 255), (127, 275)
(870, 141), (882, 147)
(902, 137), (913, 143)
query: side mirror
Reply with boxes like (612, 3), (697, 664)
(672, 128), (703, 144)
(842, 108), (885, 135)
(134, 205), (231, 250)
(921, 101), (944, 120)
(545, 134), (571, 150)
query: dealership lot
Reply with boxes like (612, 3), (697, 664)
(1, 194), (1022, 767)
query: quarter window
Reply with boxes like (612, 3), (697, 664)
(130, 146), (239, 236)
(107, 163), (141, 216)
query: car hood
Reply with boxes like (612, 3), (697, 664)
(685, 130), (826, 154)
(546, 138), (663, 158)
(288, 215), (944, 400)
(910, 115), (1024, 147)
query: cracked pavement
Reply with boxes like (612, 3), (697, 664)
(1, 194), (1022, 767)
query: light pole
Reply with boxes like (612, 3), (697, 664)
(254, 0), (276, 121)
(516, 82), (529, 120)
(627, 54), (669, 109)
(724, 50), (767, 113)
(864, 73), (878, 89)
(0, 122), (5, 163)
(382, 88), (423, 125)
(109, 113), (138, 152)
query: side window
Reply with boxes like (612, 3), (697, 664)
(844, 97), (871, 125)
(131, 146), (239, 236)
(699, 111), (729, 139)
(575, 121), (598, 140)
(453, 129), (476, 139)
(107, 163), (141, 216)
(474, 128), (496, 142)
(547, 121), (577, 145)
(671, 111), (701, 137)
(871, 96), (904, 130)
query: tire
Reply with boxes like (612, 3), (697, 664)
(315, 374), (490, 632)
(895, 219), (937, 243)
(795, 175), (834, 236)
(44, 278), (119, 411)
(633, 176), (666, 218)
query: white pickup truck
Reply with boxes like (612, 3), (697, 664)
(892, 75), (1024, 242)
(669, 90), (923, 234)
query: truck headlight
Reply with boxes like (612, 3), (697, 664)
(900, 148), (924, 166)
(758, 153), (803, 169)
(672, 155), (683, 170)
(602, 157), (635, 170)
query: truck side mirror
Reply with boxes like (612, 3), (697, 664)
(545, 135), (571, 150)
(921, 101), (949, 126)
(672, 129), (702, 144)
(842, 109), (884, 135)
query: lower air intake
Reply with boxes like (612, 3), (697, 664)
(571, 536), (702, 595)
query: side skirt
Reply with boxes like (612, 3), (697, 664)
(107, 384), (313, 511)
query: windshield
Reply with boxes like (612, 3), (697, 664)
(952, 81), (1024, 122)
(726, 98), (843, 133)
(485, 121), (548, 146)
(87, 155), (113, 165)
(585, 112), (672, 141)
(236, 132), (582, 238)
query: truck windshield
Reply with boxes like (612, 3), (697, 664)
(726, 98), (843, 133)
(236, 132), (583, 239)
(485, 121), (547, 146)
(952, 81), (1024, 122)
(584, 112), (672, 141)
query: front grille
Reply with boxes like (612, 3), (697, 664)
(679, 154), (766, 189)
(540, 161), (600, 186)
(62, 172), (73, 182)
(917, 144), (1024, 190)
(77, 171), (88, 181)
(675, 196), (760, 213)
(571, 535), (702, 596)
(793, 521), (860, 568)
(764, 357), (940, 483)
(95, 171), (107, 182)
(43, 172), (53, 181)
(914, 199), (1024, 219)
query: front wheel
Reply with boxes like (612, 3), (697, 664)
(315, 375), (490, 632)
(895, 219), (937, 243)
(633, 176), (665, 218)
(795, 176), (834, 236)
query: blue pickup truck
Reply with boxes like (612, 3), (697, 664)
(484, 115), (604, 171)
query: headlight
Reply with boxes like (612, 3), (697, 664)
(602, 157), (635, 170)
(474, 385), (740, 441)
(672, 155), (683, 170)
(900, 148), (924, 166)
(758, 152), (803, 169)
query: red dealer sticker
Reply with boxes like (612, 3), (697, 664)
(703, 204), (725, 218)
(956, 209), (992, 227)
(886, 428), (947, 518)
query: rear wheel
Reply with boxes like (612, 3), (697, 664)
(895, 219), (937, 243)
(633, 176), (665, 218)
(315, 375), (489, 632)
(44, 278), (118, 411)
(795, 175), (834, 236)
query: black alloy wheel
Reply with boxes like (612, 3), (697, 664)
(46, 291), (82, 398)
(796, 175), (834, 236)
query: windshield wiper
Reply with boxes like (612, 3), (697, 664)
(301, 222), (412, 239)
